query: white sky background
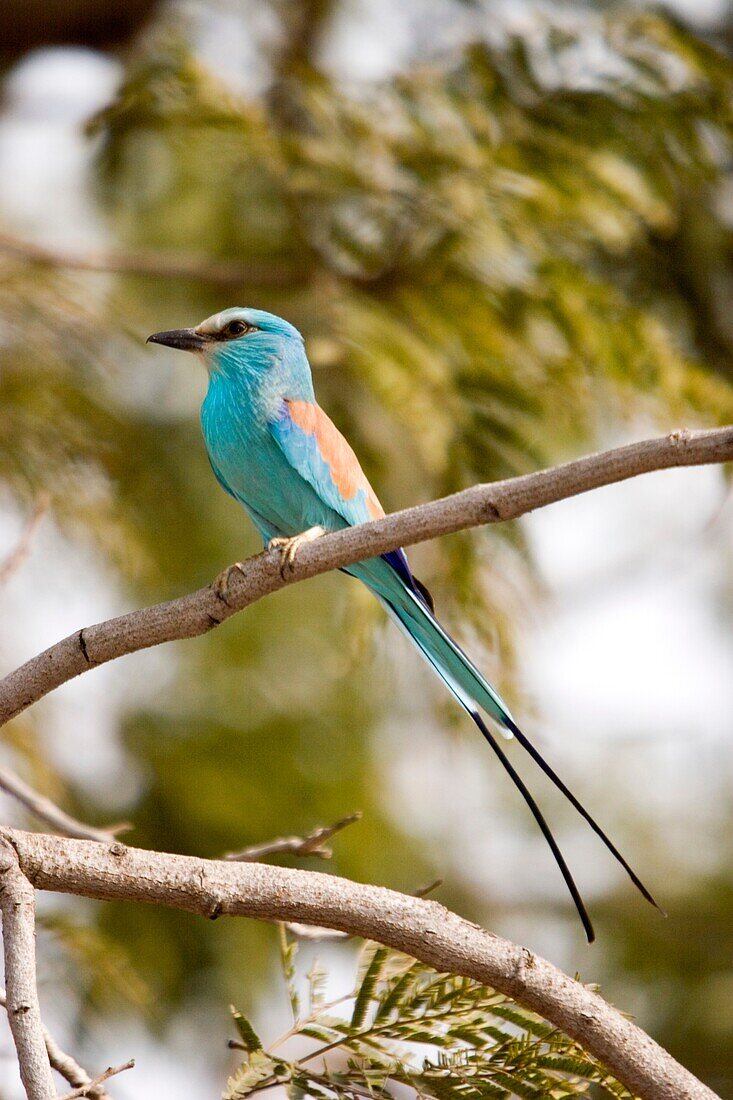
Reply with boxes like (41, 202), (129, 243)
(1, 1), (732, 1095)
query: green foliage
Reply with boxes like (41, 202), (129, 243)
(231, 1006), (264, 1053)
(350, 945), (389, 1029)
(4, 5), (733, 630)
(280, 922), (301, 1024)
(3, 2), (733, 1089)
(225, 932), (634, 1100)
(86, 7), (733, 655)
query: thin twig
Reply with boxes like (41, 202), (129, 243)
(0, 426), (731, 733)
(57, 1059), (134, 1100)
(269, 993), (355, 1054)
(0, 841), (55, 1100)
(0, 231), (298, 287)
(0, 492), (50, 589)
(0, 765), (129, 844)
(224, 812), (362, 861)
(255, 1069), (377, 1100)
(0, 986), (112, 1100)
(4, 828), (720, 1100)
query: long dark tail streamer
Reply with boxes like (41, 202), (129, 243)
(502, 715), (663, 914)
(467, 708), (596, 944)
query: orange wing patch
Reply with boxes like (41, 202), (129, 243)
(287, 400), (384, 520)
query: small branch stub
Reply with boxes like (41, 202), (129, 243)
(224, 812), (362, 862)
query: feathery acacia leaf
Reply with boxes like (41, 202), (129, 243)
(351, 945), (390, 1028)
(279, 923), (301, 1024)
(226, 937), (634, 1099)
(231, 1006), (264, 1053)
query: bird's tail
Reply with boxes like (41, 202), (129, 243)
(379, 582), (661, 943)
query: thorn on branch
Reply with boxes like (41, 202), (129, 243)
(224, 812), (362, 862)
(413, 878), (443, 898)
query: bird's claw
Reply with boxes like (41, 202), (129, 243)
(267, 527), (326, 578)
(213, 561), (246, 606)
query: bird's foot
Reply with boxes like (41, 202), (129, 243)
(268, 526), (326, 578)
(213, 561), (246, 606)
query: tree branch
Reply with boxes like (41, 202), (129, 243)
(4, 828), (719, 1100)
(0, 425), (730, 732)
(0, 987), (113, 1100)
(0, 765), (129, 844)
(0, 232), (299, 287)
(56, 1060), (134, 1100)
(0, 840), (55, 1100)
(0, 493), (50, 590)
(224, 811), (362, 861)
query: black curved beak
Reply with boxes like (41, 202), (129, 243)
(146, 328), (208, 352)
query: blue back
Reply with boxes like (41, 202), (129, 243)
(201, 309), (341, 540)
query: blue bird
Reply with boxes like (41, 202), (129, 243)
(148, 307), (659, 941)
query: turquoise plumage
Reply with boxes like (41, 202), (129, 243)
(148, 307), (660, 941)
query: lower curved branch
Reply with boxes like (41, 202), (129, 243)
(5, 828), (720, 1100)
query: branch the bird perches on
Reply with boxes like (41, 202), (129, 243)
(0, 426), (731, 1100)
(0, 425), (731, 728)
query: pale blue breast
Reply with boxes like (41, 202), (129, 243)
(200, 372), (345, 543)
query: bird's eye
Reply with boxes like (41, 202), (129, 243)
(225, 320), (250, 337)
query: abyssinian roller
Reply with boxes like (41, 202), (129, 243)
(148, 307), (660, 941)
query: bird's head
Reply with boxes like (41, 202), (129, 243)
(147, 308), (304, 376)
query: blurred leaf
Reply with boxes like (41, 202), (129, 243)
(279, 924), (300, 1023)
(351, 944), (389, 1028)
